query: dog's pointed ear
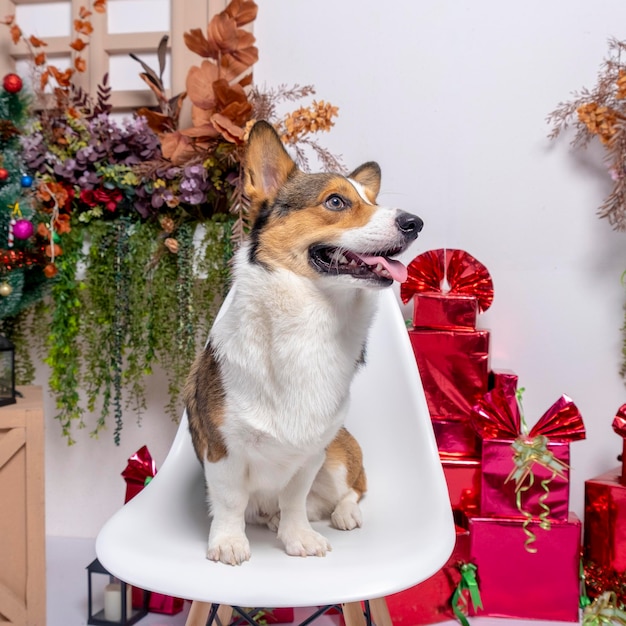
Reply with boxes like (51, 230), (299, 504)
(348, 162), (381, 203)
(244, 121), (296, 207)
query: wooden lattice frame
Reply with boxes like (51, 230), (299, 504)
(0, 0), (227, 111)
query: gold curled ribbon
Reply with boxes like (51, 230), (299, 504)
(583, 592), (626, 626)
(8, 201), (22, 218)
(505, 434), (569, 552)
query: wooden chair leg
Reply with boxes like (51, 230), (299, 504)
(342, 602), (367, 626)
(369, 597), (393, 626)
(185, 601), (233, 626)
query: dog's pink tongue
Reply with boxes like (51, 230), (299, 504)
(355, 254), (408, 283)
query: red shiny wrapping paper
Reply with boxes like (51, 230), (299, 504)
(122, 447), (184, 616)
(412, 292), (478, 331)
(441, 457), (481, 512)
(400, 248), (494, 313)
(584, 468), (626, 573)
(386, 524), (470, 626)
(469, 513), (581, 622)
(433, 419), (482, 458)
(121, 445), (157, 504)
(481, 439), (570, 520)
(612, 404), (626, 485)
(408, 328), (490, 420)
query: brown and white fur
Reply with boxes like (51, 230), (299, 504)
(184, 121), (422, 565)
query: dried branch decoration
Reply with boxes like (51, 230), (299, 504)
(548, 38), (626, 230)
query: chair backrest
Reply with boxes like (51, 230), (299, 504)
(96, 288), (455, 607)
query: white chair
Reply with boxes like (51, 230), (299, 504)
(95, 288), (455, 626)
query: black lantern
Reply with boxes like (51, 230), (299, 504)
(86, 558), (148, 625)
(0, 335), (15, 407)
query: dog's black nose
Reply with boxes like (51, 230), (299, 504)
(396, 211), (423, 239)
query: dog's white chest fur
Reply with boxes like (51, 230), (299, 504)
(211, 244), (378, 453)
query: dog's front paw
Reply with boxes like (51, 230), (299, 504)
(279, 527), (331, 557)
(331, 501), (363, 531)
(207, 534), (251, 565)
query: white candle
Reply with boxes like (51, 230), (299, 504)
(103, 582), (132, 621)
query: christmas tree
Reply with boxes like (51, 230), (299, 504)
(0, 73), (49, 322)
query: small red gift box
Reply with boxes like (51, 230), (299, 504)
(411, 292), (478, 330)
(584, 468), (626, 574)
(386, 523), (470, 625)
(408, 329), (490, 421)
(433, 419), (481, 458)
(441, 457), (481, 513)
(469, 513), (582, 622)
(122, 447), (185, 616)
(471, 373), (585, 521)
(400, 248), (494, 331)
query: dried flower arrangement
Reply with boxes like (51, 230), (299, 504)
(1, 0), (343, 444)
(547, 37), (626, 382)
(548, 38), (626, 230)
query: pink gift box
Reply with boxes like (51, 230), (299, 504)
(469, 513), (581, 621)
(481, 438), (571, 521)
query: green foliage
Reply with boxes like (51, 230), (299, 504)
(43, 214), (233, 445)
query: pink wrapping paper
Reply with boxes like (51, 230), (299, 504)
(471, 372), (584, 521)
(433, 419), (481, 458)
(469, 513), (581, 622)
(481, 439), (570, 520)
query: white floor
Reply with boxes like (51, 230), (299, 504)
(46, 536), (580, 626)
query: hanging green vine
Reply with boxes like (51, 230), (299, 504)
(40, 213), (233, 444)
(44, 226), (84, 444)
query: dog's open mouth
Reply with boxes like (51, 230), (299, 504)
(309, 245), (408, 284)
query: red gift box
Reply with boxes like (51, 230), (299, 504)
(433, 419), (481, 458)
(471, 373), (585, 521)
(122, 447), (185, 616)
(408, 329), (490, 421)
(400, 248), (494, 331)
(584, 468), (626, 574)
(411, 292), (478, 330)
(386, 523), (470, 625)
(441, 457), (481, 513)
(469, 513), (582, 622)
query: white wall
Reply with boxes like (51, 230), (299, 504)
(42, 0), (626, 537)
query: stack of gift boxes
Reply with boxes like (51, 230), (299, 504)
(386, 248), (586, 624)
(583, 404), (626, 605)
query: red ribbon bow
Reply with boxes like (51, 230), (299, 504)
(611, 404), (626, 438)
(471, 377), (586, 442)
(121, 445), (157, 487)
(400, 248), (494, 312)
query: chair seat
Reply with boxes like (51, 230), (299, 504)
(96, 288), (455, 607)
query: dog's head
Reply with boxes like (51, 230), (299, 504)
(243, 120), (423, 288)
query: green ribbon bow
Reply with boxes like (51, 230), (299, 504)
(583, 592), (626, 626)
(451, 563), (483, 626)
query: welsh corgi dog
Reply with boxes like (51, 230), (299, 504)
(184, 120), (423, 565)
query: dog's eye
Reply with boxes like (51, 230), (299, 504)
(324, 195), (347, 211)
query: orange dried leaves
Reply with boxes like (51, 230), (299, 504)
(577, 102), (621, 144)
(281, 101), (340, 144)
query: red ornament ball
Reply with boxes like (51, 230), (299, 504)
(0, 168), (8, 182)
(13, 219), (34, 240)
(3, 73), (23, 94)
